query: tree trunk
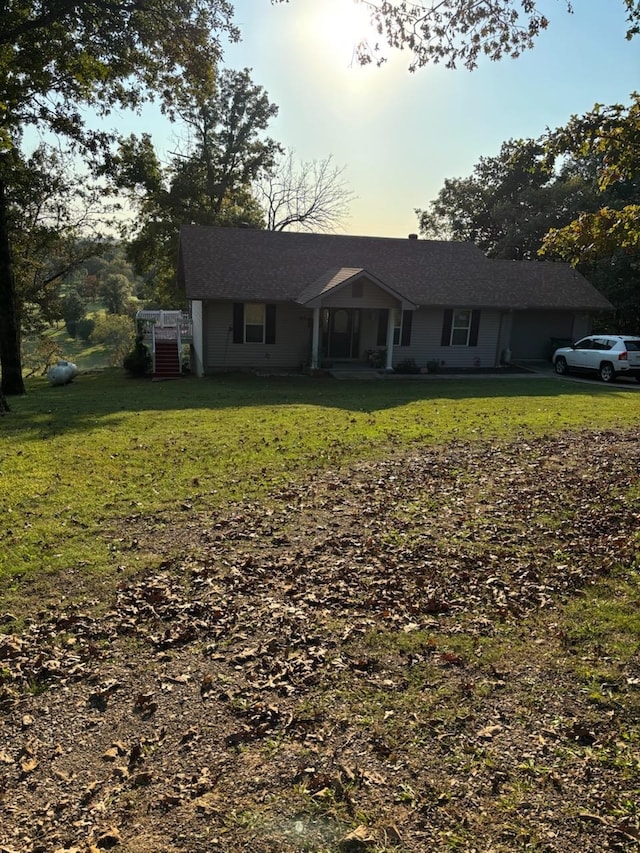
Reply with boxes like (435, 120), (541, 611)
(0, 176), (25, 396)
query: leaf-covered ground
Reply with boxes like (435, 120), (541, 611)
(1, 430), (640, 853)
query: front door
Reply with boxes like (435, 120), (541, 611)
(323, 309), (360, 359)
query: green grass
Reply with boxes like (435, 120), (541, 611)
(1, 369), (639, 590)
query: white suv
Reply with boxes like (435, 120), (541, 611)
(553, 335), (640, 382)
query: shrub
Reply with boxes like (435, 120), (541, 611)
(394, 358), (420, 374)
(76, 318), (96, 342)
(123, 335), (152, 377)
(62, 288), (86, 337)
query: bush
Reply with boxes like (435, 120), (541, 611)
(394, 358), (420, 374)
(62, 288), (86, 337)
(123, 335), (152, 377)
(76, 317), (95, 342)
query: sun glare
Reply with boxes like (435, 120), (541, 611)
(313, 0), (377, 68)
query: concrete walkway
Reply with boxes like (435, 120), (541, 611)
(329, 362), (553, 380)
(329, 361), (640, 388)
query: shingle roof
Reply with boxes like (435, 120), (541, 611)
(296, 267), (366, 303)
(178, 225), (612, 311)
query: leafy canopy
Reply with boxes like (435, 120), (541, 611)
(0, 1), (238, 150)
(275, 1), (639, 70)
(416, 139), (600, 260)
(541, 94), (640, 263)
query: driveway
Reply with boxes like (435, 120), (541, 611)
(524, 361), (640, 389)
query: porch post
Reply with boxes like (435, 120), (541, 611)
(385, 309), (395, 371)
(311, 307), (320, 370)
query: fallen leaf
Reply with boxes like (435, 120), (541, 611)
(439, 652), (465, 666)
(102, 747), (120, 761)
(20, 756), (39, 774)
(477, 724), (504, 739)
(341, 824), (375, 845)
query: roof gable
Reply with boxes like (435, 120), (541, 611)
(296, 267), (417, 308)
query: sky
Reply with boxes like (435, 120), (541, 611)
(126, 0), (639, 239)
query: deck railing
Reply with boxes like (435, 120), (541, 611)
(136, 310), (193, 343)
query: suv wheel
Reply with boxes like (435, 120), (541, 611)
(599, 362), (616, 382)
(554, 356), (567, 375)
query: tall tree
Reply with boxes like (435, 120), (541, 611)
(256, 150), (355, 232)
(172, 68), (280, 221)
(416, 139), (600, 259)
(418, 99), (640, 326)
(114, 69), (279, 305)
(0, 0), (236, 395)
(100, 273), (131, 316)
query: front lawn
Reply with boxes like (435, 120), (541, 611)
(1, 371), (638, 592)
(1, 371), (639, 852)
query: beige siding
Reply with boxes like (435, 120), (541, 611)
(327, 280), (399, 309)
(392, 308), (502, 369)
(201, 301), (557, 371)
(203, 301), (311, 371)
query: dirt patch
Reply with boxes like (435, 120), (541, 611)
(1, 431), (640, 852)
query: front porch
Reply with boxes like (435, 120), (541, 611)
(309, 306), (407, 372)
(296, 268), (416, 373)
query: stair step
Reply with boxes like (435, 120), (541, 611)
(154, 341), (181, 376)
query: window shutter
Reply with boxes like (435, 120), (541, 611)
(265, 304), (276, 344)
(232, 303), (244, 343)
(400, 310), (412, 346)
(469, 310), (481, 347)
(377, 309), (388, 346)
(441, 309), (453, 346)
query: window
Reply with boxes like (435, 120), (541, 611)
(451, 310), (472, 346)
(440, 309), (480, 347)
(392, 309), (402, 346)
(377, 309), (413, 347)
(233, 303), (276, 345)
(244, 302), (265, 343)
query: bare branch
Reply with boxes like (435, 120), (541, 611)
(255, 150), (355, 232)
